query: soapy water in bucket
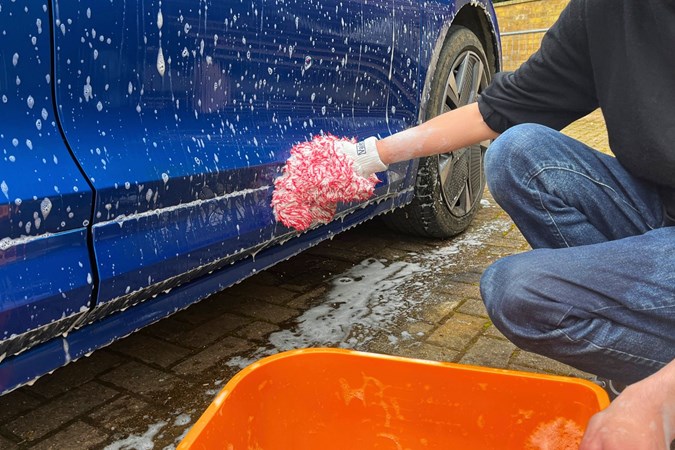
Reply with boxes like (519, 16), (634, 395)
(526, 417), (584, 450)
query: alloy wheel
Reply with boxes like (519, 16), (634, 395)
(437, 50), (490, 217)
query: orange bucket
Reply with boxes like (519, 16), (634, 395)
(178, 348), (609, 450)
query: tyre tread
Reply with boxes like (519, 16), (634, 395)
(383, 25), (493, 239)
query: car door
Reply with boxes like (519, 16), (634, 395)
(0, 3), (94, 358)
(51, 0), (419, 316)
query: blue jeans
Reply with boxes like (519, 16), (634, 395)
(480, 123), (675, 384)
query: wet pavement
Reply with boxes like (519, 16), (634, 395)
(0, 112), (609, 449)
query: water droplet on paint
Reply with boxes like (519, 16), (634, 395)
(157, 48), (166, 76)
(41, 197), (52, 219)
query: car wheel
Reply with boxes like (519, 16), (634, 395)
(384, 25), (493, 238)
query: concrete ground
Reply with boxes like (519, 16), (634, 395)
(0, 111), (610, 450)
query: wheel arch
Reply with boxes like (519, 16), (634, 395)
(419, 2), (501, 123)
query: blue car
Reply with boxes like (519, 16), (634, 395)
(0, 0), (500, 394)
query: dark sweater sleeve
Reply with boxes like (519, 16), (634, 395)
(478, 0), (599, 133)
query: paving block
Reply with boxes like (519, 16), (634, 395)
(88, 395), (159, 432)
(484, 323), (508, 340)
(481, 234), (527, 250)
(438, 271), (483, 285)
(225, 299), (299, 324)
(244, 270), (280, 286)
(235, 321), (280, 341)
(163, 314), (252, 349)
(170, 292), (240, 325)
(268, 253), (324, 278)
(387, 238), (438, 253)
(172, 336), (253, 377)
(306, 243), (371, 263)
(433, 281), (482, 299)
(426, 313), (489, 351)
(404, 321), (435, 339)
(0, 435), (18, 449)
(225, 283), (297, 305)
(25, 351), (123, 400)
(0, 390), (41, 423)
(281, 268), (336, 291)
(313, 256), (364, 274)
(481, 246), (526, 260)
(458, 336), (517, 369)
(30, 421), (108, 450)
(99, 362), (182, 396)
(457, 298), (489, 318)
(503, 226), (528, 242)
(4, 382), (117, 442)
(284, 286), (328, 309)
(141, 316), (198, 342)
(391, 343), (461, 363)
(344, 237), (392, 256)
(108, 334), (191, 368)
(419, 300), (461, 323)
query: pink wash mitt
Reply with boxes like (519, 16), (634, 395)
(271, 134), (382, 231)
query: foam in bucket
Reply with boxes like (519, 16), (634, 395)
(272, 134), (379, 231)
(525, 417), (584, 450)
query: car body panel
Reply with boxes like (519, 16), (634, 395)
(0, 3), (94, 356)
(52, 0), (420, 307)
(0, 0), (499, 394)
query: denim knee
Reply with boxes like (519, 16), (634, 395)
(479, 255), (545, 349)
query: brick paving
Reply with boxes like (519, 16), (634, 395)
(0, 112), (608, 449)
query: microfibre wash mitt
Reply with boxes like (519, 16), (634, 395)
(271, 134), (379, 231)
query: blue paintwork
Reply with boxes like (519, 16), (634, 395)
(0, 3), (94, 353)
(0, 229), (92, 340)
(0, 0), (499, 394)
(53, 0), (421, 305)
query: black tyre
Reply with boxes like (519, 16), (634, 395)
(384, 26), (493, 238)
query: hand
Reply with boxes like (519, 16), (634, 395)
(335, 136), (388, 177)
(580, 365), (675, 450)
(271, 134), (385, 231)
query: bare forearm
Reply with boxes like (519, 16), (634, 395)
(376, 102), (499, 165)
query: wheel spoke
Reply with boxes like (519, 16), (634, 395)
(456, 55), (476, 104)
(444, 71), (460, 111)
(448, 184), (468, 215)
(467, 58), (485, 103)
(438, 154), (453, 184)
(461, 181), (472, 212)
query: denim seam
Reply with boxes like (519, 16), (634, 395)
(554, 305), (575, 328)
(527, 166), (653, 221)
(525, 165), (658, 234)
(557, 329), (667, 367)
(523, 166), (572, 248)
(594, 304), (675, 313)
(536, 189), (570, 247)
